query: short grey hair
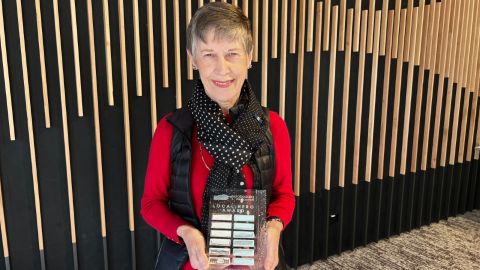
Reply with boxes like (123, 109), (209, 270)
(186, 2), (253, 57)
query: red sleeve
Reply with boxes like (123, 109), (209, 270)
(140, 114), (188, 244)
(266, 111), (295, 228)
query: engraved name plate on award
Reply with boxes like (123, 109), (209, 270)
(207, 189), (267, 270)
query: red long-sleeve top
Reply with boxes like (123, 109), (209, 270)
(141, 110), (295, 270)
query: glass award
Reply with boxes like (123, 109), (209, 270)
(206, 189), (267, 270)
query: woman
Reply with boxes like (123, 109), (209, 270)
(141, 2), (295, 270)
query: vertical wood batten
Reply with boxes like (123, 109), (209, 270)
(404, 0), (414, 61)
(415, 1), (425, 66)
(365, 11), (381, 181)
(366, 0), (375, 54)
(441, 0), (461, 167)
(253, 0), (259, 61)
(294, 0), (306, 196)
(272, 0), (279, 57)
(392, 0), (401, 58)
(379, 0), (388, 56)
(352, 10), (368, 184)
(86, 0), (108, 268)
(174, 0), (182, 108)
(323, 0), (331, 51)
(117, 0), (136, 267)
(421, 2), (441, 171)
(290, 0), (297, 53)
(133, 0), (142, 95)
(34, 0), (50, 128)
(325, 5), (338, 190)
(340, 8), (353, 186)
(0, 175), (9, 270)
(377, 11), (394, 179)
(431, 0), (452, 169)
(463, 0), (475, 88)
(69, 0), (84, 116)
(411, 3), (430, 173)
(161, 0), (169, 87)
(0, 0), (14, 140)
(400, 7), (418, 175)
(102, 0), (114, 105)
(54, 0), (80, 251)
(353, 0), (360, 52)
(279, 0), (288, 118)
(306, 0), (314, 52)
(454, 0), (466, 83)
(242, 0), (248, 17)
(310, 2), (323, 192)
(389, 9), (407, 177)
(148, 0), (157, 132)
(338, 0), (346, 51)
(466, 4), (480, 161)
(261, 0), (268, 106)
(186, 0), (193, 80)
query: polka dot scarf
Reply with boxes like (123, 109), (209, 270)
(187, 79), (268, 235)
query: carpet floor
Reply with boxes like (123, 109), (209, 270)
(299, 210), (480, 269)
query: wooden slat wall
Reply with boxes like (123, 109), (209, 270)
(0, 1), (479, 269)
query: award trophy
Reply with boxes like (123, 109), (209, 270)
(206, 189), (267, 270)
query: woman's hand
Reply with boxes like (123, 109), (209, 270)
(177, 225), (209, 270)
(263, 220), (283, 270)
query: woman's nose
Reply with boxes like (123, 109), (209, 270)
(215, 57), (229, 74)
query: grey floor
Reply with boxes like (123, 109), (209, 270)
(299, 210), (480, 270)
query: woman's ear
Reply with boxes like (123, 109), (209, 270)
(187, 50), (197, 67)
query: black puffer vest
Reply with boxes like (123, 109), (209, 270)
(154, 107), (288, 270)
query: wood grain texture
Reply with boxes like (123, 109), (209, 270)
(338, 0), (346, 51)
(34, 0), (50, 128)
(148, 0), (157, 132)
(392, 0), (401, 58)
(133, 0), (142, 95)
(377, 10), (394, 180)
(464, 0), (477, 90)
(404, 0), (414, 61)
(279, 0), (288, 118)
(431, 0), (452, 168)
(411, 3), (430, 172)
(253, 0), (259, 61)
(261, 0), (269, 106)
(242, 0), (248, 17)
(379, 0), (388, 56)
(325, 5), (338, 190)
(323, 0), (331, 51)
(389, 9), (406, 177)
(117, 0), (135, 238)
(400, 7), (418, 175)
(187, 0), (193, 80)
(161, 0), (169, 87)
(366, 0), (375, 54)
(102, 0), (114, 105)
(421, 2), (441, 171)
(454, 0), (466, 83)
(272, 0), (279, 57)
(353, 0), (361, 52)
(365, 11), (381, 181)
(0, 0), (15, 139)
(86, 0), (107, 239)
(441, 0), (461, 167)
(415, 1), (425, 66)
(174, 0), (182, 108)
(339, 8), (353, 187)
(306, 0), (314, 52)
(460, 0), (473, 87)
(294, 0), (306, 196)
(69, 0), (83, 116)
(309, 2), (323, 192)
(352, 10), (368, 184)
(290, 0), (297, 53)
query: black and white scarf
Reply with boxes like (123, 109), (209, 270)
(187, 79), (268, 235)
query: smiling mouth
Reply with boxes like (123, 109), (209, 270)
(212, 79), (234, 88)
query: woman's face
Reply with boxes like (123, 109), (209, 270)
(190, 30), (252, 112)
